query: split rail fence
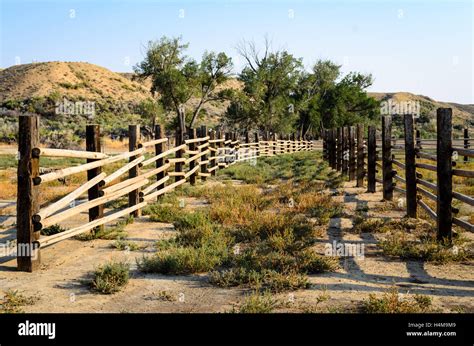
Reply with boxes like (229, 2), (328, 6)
(322, 108), (473, 242)
(15, 115), (321, 272)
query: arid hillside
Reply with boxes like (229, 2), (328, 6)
(0, 62), (151, 103)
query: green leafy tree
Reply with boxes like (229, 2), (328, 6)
(226, 39), (303, 134)
(134, 36), (233, 135)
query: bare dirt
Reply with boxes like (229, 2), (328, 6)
(1, 181), (473, 313)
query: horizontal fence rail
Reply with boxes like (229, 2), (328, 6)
(12, 116), (322, 272)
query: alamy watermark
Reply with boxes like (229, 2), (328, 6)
(325, 240), (365, 259)
(55, 98), (95, 118)
(380, 99), (420, 117)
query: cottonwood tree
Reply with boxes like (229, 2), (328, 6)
(134, 36), (233, 137)
(226, 39), (303, 134)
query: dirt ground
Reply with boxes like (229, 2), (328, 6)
(0, 181), (473, 313)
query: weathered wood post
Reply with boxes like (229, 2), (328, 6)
(416, 129), (421, 149)
(336, 128), (342, 171)
(322, 129), (327, 161)
(436, 108), (453, 241)
(175, 128), (184, 183)
(188, 127), (197, 185)
(255, 132), (260, 157)
(404, 114), (417, 217)
(200, 125), (209, 181)
(272, 133), (277, 156)
(86, 124), (104, 231)
(329, 129), (336, 169)
(209, 130), (217, 176)
(17, 115), (41, 272)
(367, 126), (376, 193)
(128, 125), (141, 217)
(342, 127), (349, 175)
(349, 126), (356, 180)
(464, 127), (470, 162)
(382, 116), (393, 201)
(356, 124), (364, 187)
(154, 125), (166, 199)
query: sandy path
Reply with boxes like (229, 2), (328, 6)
(0, 181), (473, 313)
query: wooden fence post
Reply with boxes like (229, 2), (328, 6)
(464, 127), (470, 162)
(128, 125), (141, 217)
(382, 116), (393, 201)
(175, 128), (184, 183)
(272, 133), (277, 156)
(17, 115), (41, 272)
(416, 129), (421, 149)
(200, 125), (209, 181)
(86, 124), (104, 232)
(329, 129), (335, 169)
(404, 114), (417, 217)
(322, 129), (327, 161)
(367, 126), (376, 193)
(210, 130), (217, 176)
(356, 124), (364, 187)
(437, 108), (452, 241)
(349, 126), (356, 180)
(336, 128), (342, 172)
(255, 132), (260, 157)
(188, 127), (197, 185)
(154, 124), (166, 199)
(342, 127), (349, 176)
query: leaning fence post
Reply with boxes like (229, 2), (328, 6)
(367, 126), (376, 193)
(200, 125), (209, 181)
(404, 114), (417, 217)
(128, 125), (141, 217)
(437, 108), (453, 241)
(382, 116), (393, 201)
(356, 124), (364, 187)
(349, 126), (356, 180)
(464, 127), (470, 162)
(322, 129), (327, 161)
(86, 124), (104, 232)
(17, 115), (41, 272)
(329, 129), (335, 169)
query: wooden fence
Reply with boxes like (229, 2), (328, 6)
(15, 115), (321, 272)
(322, 108), (473, 241)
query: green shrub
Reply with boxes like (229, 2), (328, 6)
(91, 261), (130, 294)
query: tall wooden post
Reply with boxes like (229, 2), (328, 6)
(336, 128), (342, 171)
(175, 128), (184, 183)
(416, 129), (421, 149)
(367, 126), (376, 193)
(17, 115), (41, 272)
(128, 125), (141, 217)
(210, 130), (217, 176)
(86, 124), (104, 232)
(341, 127), (347, 175)
(188, 128), (197, 185)
(154, 125), (166, 199)
(436, 108), (452, 241)
(382, 116), (393, 201)
(404, 114), (417, 217)
(200, 125), (209, 181)
(349, 126), (356, 180)
(254, 132), (260, 157)
(356, 124), (364, 187)
(322, 129), (327, 161)
(464, 128), (470, 162)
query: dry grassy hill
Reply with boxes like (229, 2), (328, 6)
(369, 92), (474, 128)
(0, 62), (151, 103)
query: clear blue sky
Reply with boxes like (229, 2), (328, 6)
(1, 0), (472, 103)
